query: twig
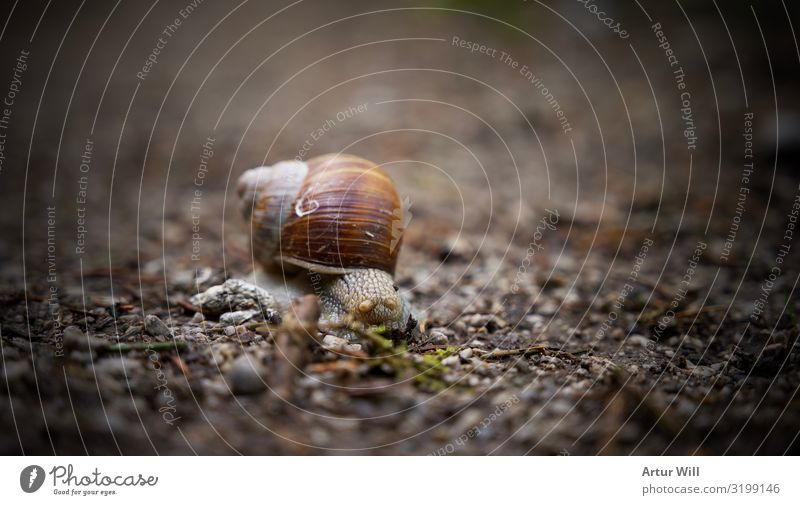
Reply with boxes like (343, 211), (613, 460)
(409, 343), (452, 353)
(176, 299), (201, 314)
(477, 346), (549, 359)
(170, 354), (191, 376)
(477, 346), (589, 360)
(306, 360), (363, 374)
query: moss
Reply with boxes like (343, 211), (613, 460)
(412, 346), (458, 392)
(419, 346), (457, 367)
(412, 372), (449, 393)
(362, 340), (458, 392)
(360, 326), (395, 354)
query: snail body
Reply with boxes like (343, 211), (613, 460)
(237, 154), (413, 335)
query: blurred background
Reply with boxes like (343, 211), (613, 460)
(0, 0), (798, 455)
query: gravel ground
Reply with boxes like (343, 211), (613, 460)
(1, 0), (799, 455)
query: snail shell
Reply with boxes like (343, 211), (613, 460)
(237, 154), (403, 275)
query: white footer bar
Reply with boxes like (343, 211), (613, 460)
(1, 456), (796, 503)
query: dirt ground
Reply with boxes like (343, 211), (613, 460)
(1, 0), (799, 455)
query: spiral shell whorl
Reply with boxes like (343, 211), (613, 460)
(237, 154), (402, 275)
(237, 159), (308, 271)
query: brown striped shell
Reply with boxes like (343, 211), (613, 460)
(236, 154), (402, 275)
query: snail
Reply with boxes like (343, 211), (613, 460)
(236, 153), (416, 337)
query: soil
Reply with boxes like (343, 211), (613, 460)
(1, 0), (799, 455)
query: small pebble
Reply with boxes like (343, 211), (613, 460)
(63, 325), (106, 351)
(121, 325), (142, 339)
(228, 355), (267, 395)
(144, 314), (172, 337)
(236, 331), (258, 344)
(459, 348), (474, 361)
(690, 366), (716, 378)
(469, 357), (489, 372)
(441, 355), (460, 367)
(525, 314), (545, 327)
(537, 301), (557, 316)
(463, 313), (507, 331)
(321, 334), (362, 353)
(627, 335), (650, 347)
(220, 309), (260, 326)
(428, 331), (449, 345)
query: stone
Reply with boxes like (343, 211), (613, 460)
(63, 325), (106, 351)
(189, 279), (280, 323)
(537, 301), (558, 316)
(321, 334), (362, 353)
(463, 313), (506, 330)
(428, 331), (449, 345)
(627, 335), (650, 347)
(219, 309), (260, 326)
(228, 355), (267, 395)
(441, 355), (460, 367)
(144, 314), (172, 337)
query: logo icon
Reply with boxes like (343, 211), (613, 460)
(20, 465), (45, 493)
